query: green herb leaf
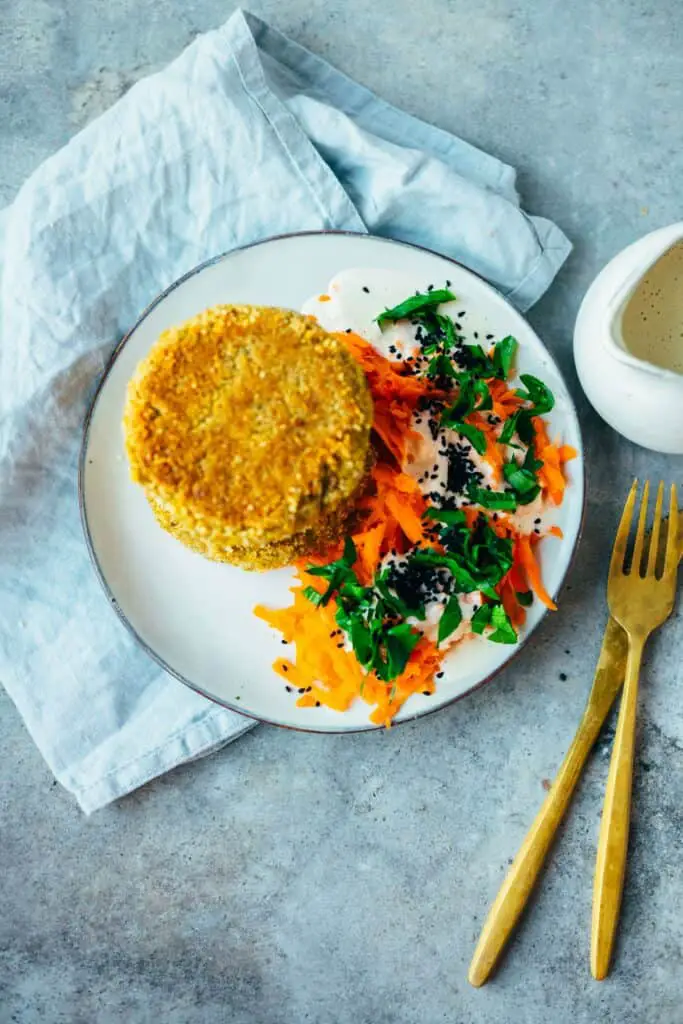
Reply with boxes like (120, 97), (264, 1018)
(410, 548), (479, 593)
(384, 623), (421, 677)
(424, 507), (467, 526)
(503, 461), (539, 495)
(438, 594), (463, 644)
(436, 313), (458, 350)
(427, 354), (458, 379)
(303, 586), (324, 606)
(473, 379), (493, 411)
(441, 374), (475, 423)
(375, 576), (426, 621)
(349, 619), (374, 666)
(517, 411), (535, 445)
(487, 604), (518, 645)
(523, 446), (543, 473)
(492, 336), (518, 380)
(305, 563), (336, 578)
(454, 421), (487, 455)
(342, 536), (357, 566)
(517, 374), (555, 415)
(319, 566), (346, 606)
(376, 289), (456, 327)
(466, 485), (517, 511)
(471, 604), (492, 634)
(499, 412), (518, 445)
(516, 590), (533, 607)
(503, 458), (541, 506)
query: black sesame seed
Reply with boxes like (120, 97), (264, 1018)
(534, 517), (542, 524)
(473, 331), (479, 339)
(306, 686), (312, 693)
(315, 701), (321, 707)
(458, 311), (466, 317)
(436, 671), (444, 679)
(362, 286), (370, 293)
(422, 690), (431, 696)
(427, 283), (434, 291)
(486, 333), (494, 340)
(282, 665), (289, 672)
(298, 687), (305, 694)
(337, 642), (345, 649)
(446, 279), (452, 286)
(559, 672), (568, 681)
(345, 328), (352, 333)
(285, 685), (292, 692)
(281, 639), (288, 645)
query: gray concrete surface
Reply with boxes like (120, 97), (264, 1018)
(2, 1), (683, 1021)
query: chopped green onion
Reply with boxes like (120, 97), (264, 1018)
(517, 374), (555, 415)
(492, 336), (518, 380)
(438, 594), (463, 643)
(303, 586), (324, 606)
(471, 604), (492, 634)
(376, 289), (456, 327)
(487, 604), (518, 644)
(453, 421), (487, 455)
(466, 485), (518, 511)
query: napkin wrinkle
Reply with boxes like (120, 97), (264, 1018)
(0, 8), (571, 813)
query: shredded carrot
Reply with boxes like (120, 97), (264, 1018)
(558, 444), (578, 463)
(517, 535), (557, 610)
(499, 577), (527, 628)
(533, 418), (577, 505)
(489, 378), (524, 420)
(339, 332), (440, 465)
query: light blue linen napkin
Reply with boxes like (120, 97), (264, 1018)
(0, 9), (570, 813)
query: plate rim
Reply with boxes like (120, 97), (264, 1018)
(79, 229), (586, 734)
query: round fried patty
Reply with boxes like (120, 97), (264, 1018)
(124, 304), (373, 562)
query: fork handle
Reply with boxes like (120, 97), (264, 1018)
(591, 634), (645, 980)
(468, 694), (610, 988)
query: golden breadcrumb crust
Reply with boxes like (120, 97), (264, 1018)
(124, 304), (372, 562)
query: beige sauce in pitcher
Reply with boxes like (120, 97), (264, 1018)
(620, 242), (683, 374)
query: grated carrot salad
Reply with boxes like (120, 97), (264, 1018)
(255, 312), (576, 726)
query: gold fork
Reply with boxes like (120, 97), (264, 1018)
(591, 480), (680, 979)
(468, 496), (681, 989)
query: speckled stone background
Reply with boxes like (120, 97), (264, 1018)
(2, 2), (682, 1022)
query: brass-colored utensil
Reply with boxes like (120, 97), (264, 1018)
(468, 506), (683, 990)
(591, 480), (680, 980)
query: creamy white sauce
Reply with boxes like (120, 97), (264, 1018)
(404, 416), (498, 504)
(301, 267), (463, 361)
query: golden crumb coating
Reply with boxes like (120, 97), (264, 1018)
(149, 492), (360, 571)
(124, 304), (373, 558)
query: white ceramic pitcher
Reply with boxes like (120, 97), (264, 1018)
(574, 222), (683, 454)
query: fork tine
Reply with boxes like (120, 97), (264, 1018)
(631, 480), (650, 576)
(664, 484), (680, 576)
(646, 481), (664, 576)
(610, 479), (638, 578)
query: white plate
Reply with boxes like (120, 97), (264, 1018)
(80, 232), (584, 732)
